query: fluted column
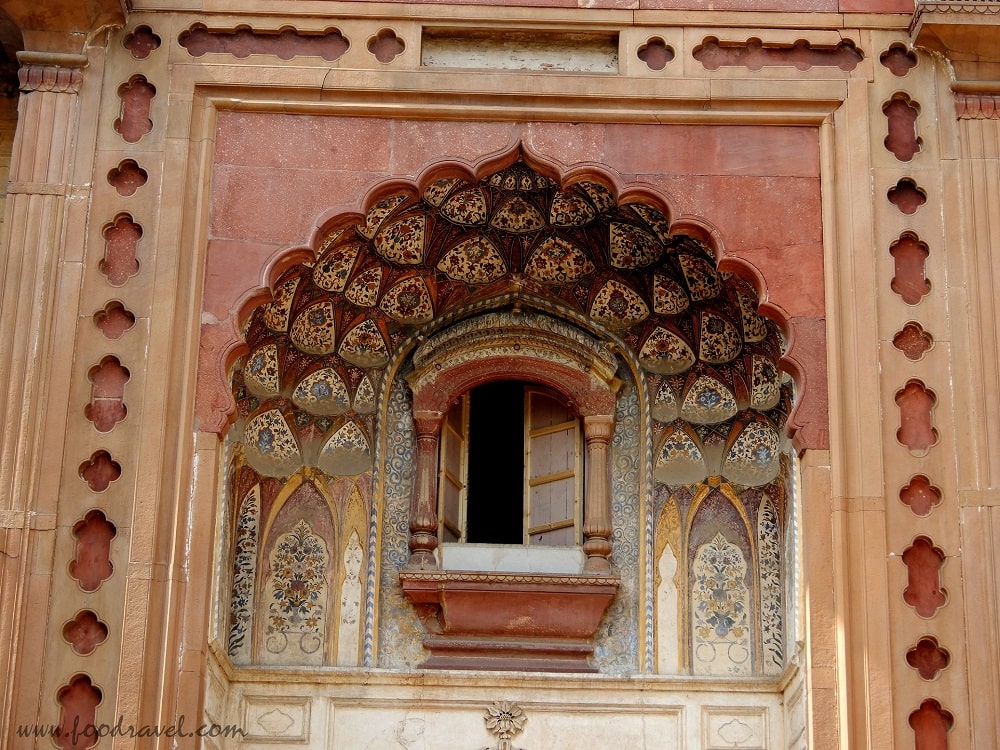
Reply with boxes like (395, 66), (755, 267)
(0, 51), (87, 746)
(409, 410), (443, 569)
(582, 415), (614, 574)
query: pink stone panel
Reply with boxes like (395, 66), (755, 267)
(93, 301), (135, 339)
(203, 239), (283, 319)
(900, 475), (942, 517)
(782, 315), (829, 451)
(906, 636), (950, 681)
(62, 611), (109, 656)
(389, 120), (518, 174)
(605, 125), (820, 179)
(841, 0), (913, 11)
(56, 674), (102, 750)
(210, 166), (379, 244)
(78, 450), (122, 492)
(909, 699), (953, 750)
(215, 112), (393, 171)
(902, 536), (947, 618)
(895, 380), (938, 454)
(70, 510), (116, 592)
(640, 0), (835, 9)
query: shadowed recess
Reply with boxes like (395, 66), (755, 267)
(368, 28), (405, 63)
(889, 232), (930, 305)
(78, 450), (122, 492)
(906, 636), (950, 680)
(638, 37), (674, 71)
(84, 356), (130, 433)
(893, 321), (932, 361)
(899, 475), (942, 517)
(180, 23), (348, 61)
(895, 379), (938, 455)
(107, 159), (148, 197)
(887, 178), (927, 215)
(123, 25), (161, 59)
(880, 43), (917, 77)
(883, 93), (922, 161)
(114, 75), (155, 143)
(902, 536), (947, 618)
(100, 214), (142, 287)
(56, 674), (103, 750)
(63, 611), (109, 656)
(693, 36), (862, 72)
(908, 698), (954, 750)
(93, 300), (136, 339)
(70, 509), (117, 592)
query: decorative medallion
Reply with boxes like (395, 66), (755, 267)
(638, 326), (696, 374)
(483, 701), (527, 750)
(289, 300), (336, 355)
(264, 277), (300, 332)
(490, 196), (545, 233)
(291, 367), (351, 415)
(589, 278), (650, 328)
(679, 253), (721, 300)
(524, 237), (595, 284)
(698, 310), (742, 364)
(680, 374), (738, 424)
(651, 377), (680, 423)
(379, 275), (434, 324)
(549, 190), (596, 227)
(244, 408), (302, 474)
(609, 222), (662, 268)
(652, 272), (690, 315)
(441, 187), (488, 226)
(338, 319), (390, 368)
(437, 236), (508, 284)
(313, 241), (361, 292)
(243, 343), (281, 398)
(345, 266), (383, 307)
(357, 194), (408, 240)
(375, 214), (426, 265)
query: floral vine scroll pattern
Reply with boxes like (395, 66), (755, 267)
(691, 532), (751, 676)
(265, 520), (329, 664)
(757, 497), (783, 675)
(228, 488), (259, 663)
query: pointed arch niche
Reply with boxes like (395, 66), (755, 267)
(215, 144), (807, 676)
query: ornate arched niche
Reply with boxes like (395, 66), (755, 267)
(219, 143), (798, 676)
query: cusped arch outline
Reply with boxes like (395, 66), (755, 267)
(198, 142), (823, 454)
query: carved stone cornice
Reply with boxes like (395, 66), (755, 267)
(955, 90), (1000, 118)
(911, 1), (1000, 83)
(16, 51), (87, 93)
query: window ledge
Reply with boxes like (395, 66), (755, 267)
(399, 569), (620, 672)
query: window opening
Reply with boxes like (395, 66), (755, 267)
(439, 381), (583, 546)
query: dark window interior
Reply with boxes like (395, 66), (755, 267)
(466, 381), (525, 544)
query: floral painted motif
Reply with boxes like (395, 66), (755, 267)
(244, 343), (281, 397)
(638, 326), (696, 375)
(292, 367), (351, 415)
(265, 520), (328, 661)
(722, 419), (781, 486)
(440, 187), (488, 226)
(436, 236), (508, 284)
(698, 310), (742, 364)
(313, 242), (361, 292)
(750, 354), (781, 409)
(589, 278), (650, 328)
(609, 222), (662, 268)
(758, 498), (783, 675)
(379, 275), (434, 324)
(652, 272), (690, 315)
(264, 277), (300, 332)
(549, 190), (596, 227)
(339, 319), (390, 368)
(576, 180), (616, 213)
(691, 532), (751, 676)
(345, 266), (382, 307)
(679, 253), (721, 300)
(357, 194), (408, 239)
(374, 215), (426, 264)
(524, 237), (595, 284)
(352, 374), (376, 414)
(680, 374), (738, 424)
(289, 300), (336, 355)
(653, 423), (707, 486)
(628, 202), (672, 242)
(736, 287), (769, 342)
(423, 177), (465, 207)
(246, 409), (300, 462)
(490, 196), (545, 233)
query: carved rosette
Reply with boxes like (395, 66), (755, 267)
(483, 701), (526, 750)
